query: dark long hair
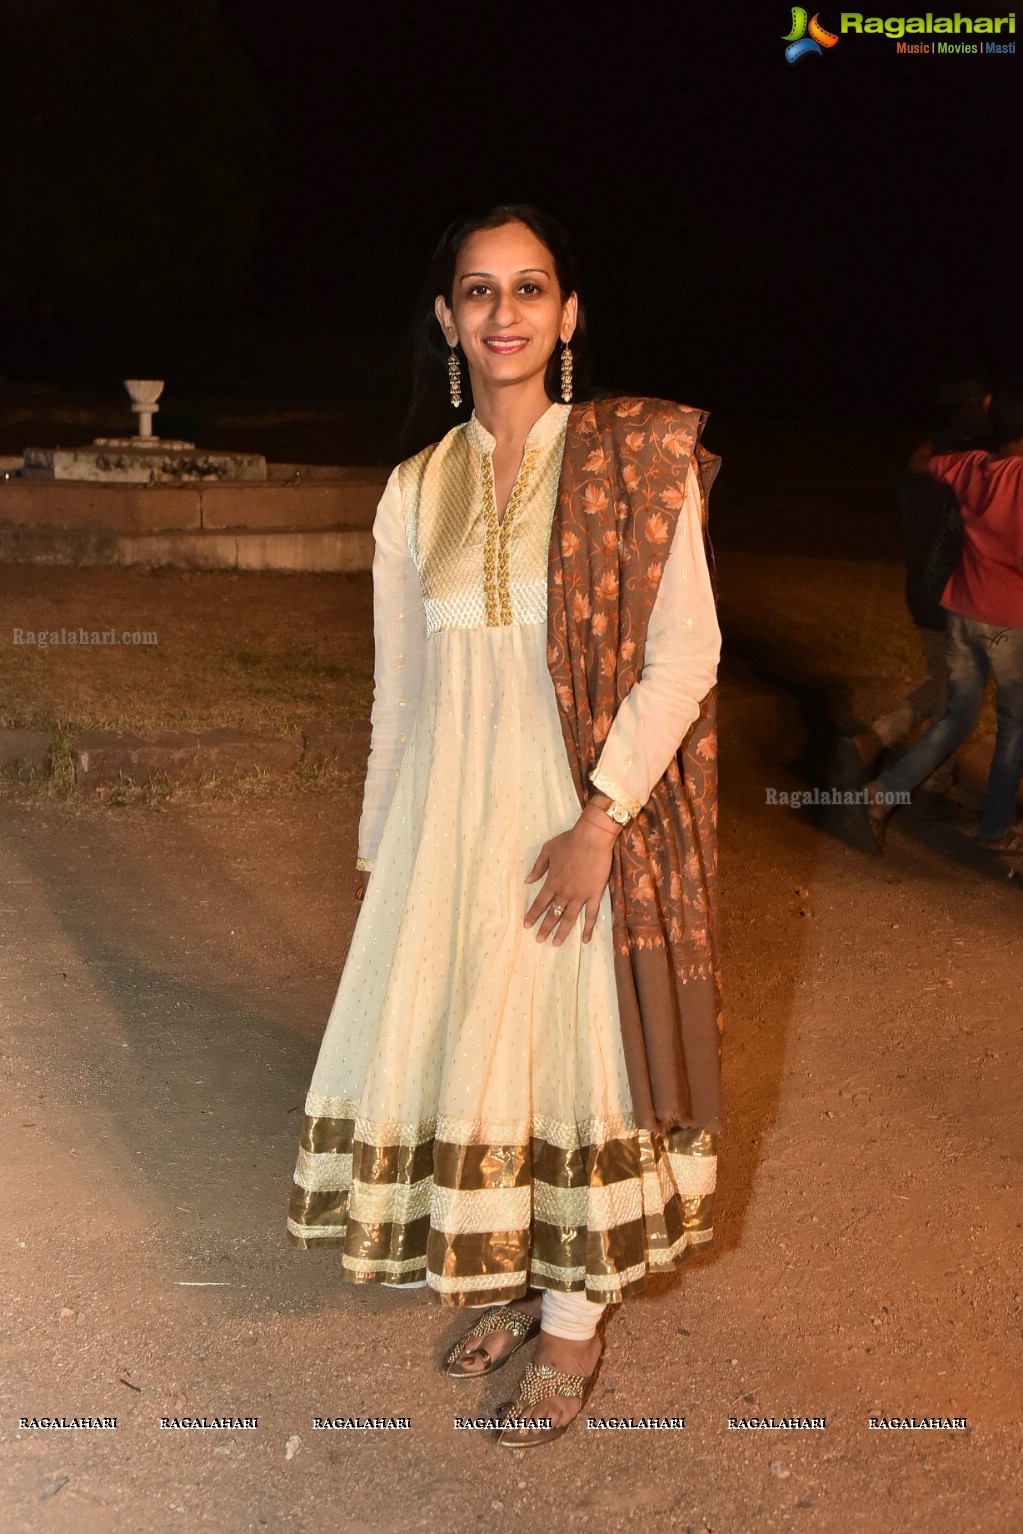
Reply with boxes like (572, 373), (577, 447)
(401, 203), (593, 458)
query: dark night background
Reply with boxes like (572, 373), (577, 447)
(1, 0), (1019, 433)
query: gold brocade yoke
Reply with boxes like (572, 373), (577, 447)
(399, 402), (573, 635)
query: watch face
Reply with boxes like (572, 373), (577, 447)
(610, 803), (630, 824)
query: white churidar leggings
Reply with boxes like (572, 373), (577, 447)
(537, 1289), (607, 1340)
(383, 1282), (607, 1339)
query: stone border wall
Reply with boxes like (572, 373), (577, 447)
(0, 469), (387, 571)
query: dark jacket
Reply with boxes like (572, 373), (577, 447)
(898, 430), (980, 631)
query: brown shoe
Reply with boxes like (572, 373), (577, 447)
(843, 783), (888, 855)
(864, 782), (890, 851)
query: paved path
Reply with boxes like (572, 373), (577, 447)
(1, 665), (1021, 1533)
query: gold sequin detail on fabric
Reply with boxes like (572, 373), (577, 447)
(481, 452), (502, 627)
(398, 406), (570, 635)
(482, 446), (541, 626)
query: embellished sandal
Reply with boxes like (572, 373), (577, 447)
(441, 1304), (541, 1379)
(496, 1352), (604, 1448)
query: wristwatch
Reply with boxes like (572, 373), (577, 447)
(588, 790), (632, 826)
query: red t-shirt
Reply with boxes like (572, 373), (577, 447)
(930, 450), (1023, 629)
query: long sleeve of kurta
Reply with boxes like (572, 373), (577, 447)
(356, 468), (428, 868)
(589, 461), (721, 815)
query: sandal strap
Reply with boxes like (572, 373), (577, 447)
(442, 1304), (537, 1367)
(462, 1304), (537, 1344)
(507, 1361), (587, 1410)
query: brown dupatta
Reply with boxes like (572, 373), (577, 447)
(546, 396), (723, 1134)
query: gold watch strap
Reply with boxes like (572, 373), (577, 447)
(587, 791), (631, 825)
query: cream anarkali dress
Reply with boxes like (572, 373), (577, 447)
(287, 401), (721, 1306)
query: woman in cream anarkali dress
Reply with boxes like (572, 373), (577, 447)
(287, 206), (720, 1447)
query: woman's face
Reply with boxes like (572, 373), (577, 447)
(434, 221), (577, 397)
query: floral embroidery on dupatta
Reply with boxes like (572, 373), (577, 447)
(547, 397), (723, 1133)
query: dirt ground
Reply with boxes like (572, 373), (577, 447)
(2, 422), (1022, 1533)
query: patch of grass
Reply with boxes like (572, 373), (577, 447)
(47, 723), (77, 794)
(0, 758), (360, 810)
(0, 566), (374, 737)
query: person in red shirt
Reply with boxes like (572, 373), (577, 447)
(863, 380), (1023, 855)
(836, 368), (989, 801)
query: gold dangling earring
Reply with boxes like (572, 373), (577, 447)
(447, 346), (462, 409)
(560, 341), (574, 404)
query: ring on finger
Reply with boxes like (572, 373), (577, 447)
(551, 903), (565, 918)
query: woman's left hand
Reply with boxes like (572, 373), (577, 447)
(524, 809), (618, 946)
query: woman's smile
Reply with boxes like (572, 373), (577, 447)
(484, 335), (529, 354)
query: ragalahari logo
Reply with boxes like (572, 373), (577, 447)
(783, 8), (840, 61)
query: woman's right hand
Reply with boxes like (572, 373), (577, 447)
(523, 809), (619, 945)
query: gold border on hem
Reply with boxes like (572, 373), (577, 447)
(288, 1112), (717, 1294)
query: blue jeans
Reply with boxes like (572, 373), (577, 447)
(875, 613), (1023, 840)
